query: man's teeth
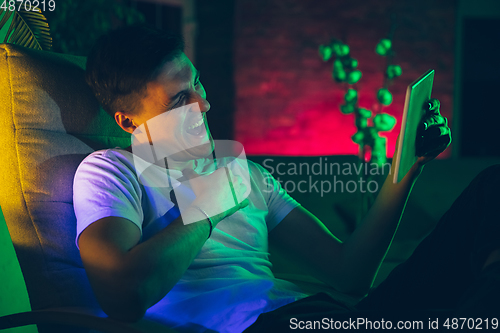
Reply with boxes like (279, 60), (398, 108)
(187, 118), (204, 130)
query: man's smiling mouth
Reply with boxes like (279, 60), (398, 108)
(187, 118), (204, 130)
(186, 116), (205, 136)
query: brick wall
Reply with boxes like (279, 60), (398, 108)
(234, 0), (456, 157)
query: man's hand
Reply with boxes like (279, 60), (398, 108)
(415, 98), (452, 165)
(182, 167), (249, 225)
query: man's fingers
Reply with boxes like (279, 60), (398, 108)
(416, 130), (452, 157)
(414, 98), (452, 162)
(419, 98), (444, 131)
(424, 98), (441, 114)
(421, 127), (451, 146)
(421, 124), (450, 139)
(419, 115), (448, 132)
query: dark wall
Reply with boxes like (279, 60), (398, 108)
(195, 0), (235, 141)
(461, 18), (500, 157)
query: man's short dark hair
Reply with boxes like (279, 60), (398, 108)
(85, 25), (185, 117)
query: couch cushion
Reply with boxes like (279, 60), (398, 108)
(0, 44), (130, 310)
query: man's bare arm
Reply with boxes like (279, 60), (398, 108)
(268, 162), (422, 297)
(269, 100), (451, 296)
(78, 211), (211, 322)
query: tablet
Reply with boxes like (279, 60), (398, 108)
(393, 69), (434, 183)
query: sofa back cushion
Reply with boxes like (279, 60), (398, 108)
(0, 44), (130, 310)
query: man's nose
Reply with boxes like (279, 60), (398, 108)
(201, 99), (210, 113)
(195, 93), (210, 113)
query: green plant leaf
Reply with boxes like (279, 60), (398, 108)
(333, 67), (346, 82)
(373, 113), (396, 132)
(375, 39), (392, 56)
(332, 42), (349, 57)
(347, 70), (362, 84)
(356, 116), (367, 129)
(344, 89), (358, 103)
(386, 64), (402, 79)
(340, 104), (355, 114)
(2, 9), (52, 50)
(343, 57), (358, 69)
(358, 108), (372, 118)
(319, 44), (333, 61)
(377, 88), (393, 105)
(352, 131), (364, 144)
(0, 10), (13, 35)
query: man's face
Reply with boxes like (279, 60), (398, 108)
(131, 53), (214, 162)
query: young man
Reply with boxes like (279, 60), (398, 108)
(75, 25), (497, 332)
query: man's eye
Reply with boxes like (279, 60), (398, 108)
(175, 95), (186, 106)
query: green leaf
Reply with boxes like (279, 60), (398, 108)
(392, 65), (402, 76)
(344, 89), (358, 103)
(333, 59), (343, 69)
(377, 88), (393, 105)
(352, 131), (364, 144)
(319, 44), (333, 61)
(2, 8), (52, 50)
(340, 104), (355, 114)
(380, 39), (391, 49)
(333, 67), (346, 82)
(375, 39), (392, 56)
(340, 44), (350, 56)
(342, 57), (358, 69)
(371, 136), (387, 166)
(333, 42), (349, 57)
(373, 113), (396, 132)
(0, 11), (13, 42)
(373, 136), (386, 149)
(387, 65), (402, 79)
(358, 108), (372, 118)
(347, 70), (362, 84)
(375, 44), (386, 56)
(356, 116), (367, 129)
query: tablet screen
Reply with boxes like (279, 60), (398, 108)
(393, 69), (434, 183)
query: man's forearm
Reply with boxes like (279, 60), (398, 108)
(337, 164), (423, 295)
(111, 208), (212, 319)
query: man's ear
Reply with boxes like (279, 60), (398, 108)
(115, 111), (138, 134)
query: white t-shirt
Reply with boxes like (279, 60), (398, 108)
(73, 148), (309, 332)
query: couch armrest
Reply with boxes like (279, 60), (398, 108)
(0, 307), (178, 333)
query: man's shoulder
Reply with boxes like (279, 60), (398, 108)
(76, 148), (137, 179)
(80, 148), (132, 165)
(246, 159), (273, 179)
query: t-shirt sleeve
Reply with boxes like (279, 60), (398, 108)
(250, 161), (301, 232)
(73, 151), (144, 248)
